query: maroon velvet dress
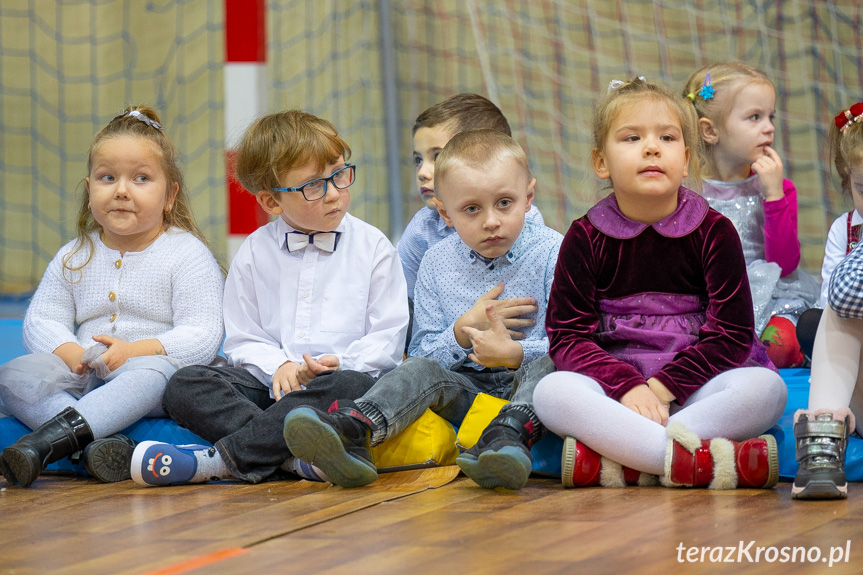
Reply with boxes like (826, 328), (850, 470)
(546, 187), (775, 405)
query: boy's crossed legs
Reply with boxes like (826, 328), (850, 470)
(132, 365), (374, 486)
(283, 355), (549, 488)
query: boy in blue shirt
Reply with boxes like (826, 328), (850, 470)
(284, 129), (562, 490)
(399, 93), (545, 299)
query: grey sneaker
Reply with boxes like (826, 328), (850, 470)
(792, 412), (849, 500)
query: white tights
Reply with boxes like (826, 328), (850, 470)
(0, 369), (168, 439)
(533, 367), (786, 476)
(809, 306), (863, 435)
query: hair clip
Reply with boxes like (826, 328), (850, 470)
(608, 76), (646, 93)
(835, 102), (863, 134)
(113, 109), (164, 130)
(697, 73), (715, 100)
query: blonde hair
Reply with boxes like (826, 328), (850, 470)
(64, 105), (203, 278)
(233, 110), (351, 198)
(683, 62), (774, 173)
(829, 105), (863, 197)
(434, 129), (530, 196)
(592, 77), (700, 185)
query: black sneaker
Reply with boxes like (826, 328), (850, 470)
(792, 413), (848, 500)
(283, 400), (377, 488)
(83, 434), (137, 483)
(456, 411), (535, 490)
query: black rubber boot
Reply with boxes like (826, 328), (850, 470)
(1, 407), (94, 487)
(83, 434), (137, 483)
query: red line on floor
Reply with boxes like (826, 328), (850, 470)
(141, 547), (252, 575)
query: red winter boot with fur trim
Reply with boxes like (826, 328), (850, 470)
(561, 437), (658, 488)
(662, 422), (778, 489)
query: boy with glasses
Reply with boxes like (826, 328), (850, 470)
(130, 110), (409, 486)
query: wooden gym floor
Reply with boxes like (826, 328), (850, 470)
(0, 469), (859, 575)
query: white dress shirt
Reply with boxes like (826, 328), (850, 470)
(223, 213), (409, 390)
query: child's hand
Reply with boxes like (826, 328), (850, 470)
(620, 384), (669, 426)
(272, 361), (302, 400)
(461, 305), (525, 369)
(454, 283), (538, 348)
(89, 335), (168, 373)
(297, 354), (340, 386)
(53, 342), (88, 375)
(91, 335), (136, 372)
(751, 146), (784, 202)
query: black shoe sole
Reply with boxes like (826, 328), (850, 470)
(283, 408), (377, 488)
(792, 479), (848, 500)
(84, 437), (135, 483)
(457, 446), (532, 490)
(1, 446), (40, 487)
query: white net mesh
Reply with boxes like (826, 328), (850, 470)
(2, 0), (862, 293)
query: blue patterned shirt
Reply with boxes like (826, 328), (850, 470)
(397, 204), (545, 298)
(829, 240), (863, 319)
(410, 220), (562, 370)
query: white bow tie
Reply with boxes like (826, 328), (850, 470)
(286, 231), (342, 253)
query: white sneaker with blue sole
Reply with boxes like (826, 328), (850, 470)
(130, 441), (220, 487)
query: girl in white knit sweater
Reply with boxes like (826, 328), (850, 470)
(0, 106), (224, 487)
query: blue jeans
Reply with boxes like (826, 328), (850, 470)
(356, 354), (555, 446)
(163, 365), (375, 483)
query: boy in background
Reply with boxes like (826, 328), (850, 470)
(399, 93), (545, 299)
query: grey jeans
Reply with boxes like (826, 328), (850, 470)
(356, 354), (555, 446)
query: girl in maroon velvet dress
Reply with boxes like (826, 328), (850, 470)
(533, 77), (786, 490)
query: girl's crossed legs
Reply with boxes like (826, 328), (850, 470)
(533, 367), (786, 475)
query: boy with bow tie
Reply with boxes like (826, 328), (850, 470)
(130, 110), (409, 486)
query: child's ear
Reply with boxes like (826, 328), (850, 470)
(164, 182), (179, 214)
(699, 118), (718, 145)
(256, 190), (283, 215)
(591, 148), (610, 179)
(683, 147), (690, 178)
(524, 177), (536, 212)
(433, 197), (453, 227)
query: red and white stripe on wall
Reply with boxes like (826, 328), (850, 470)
(225, 0), (269, 261)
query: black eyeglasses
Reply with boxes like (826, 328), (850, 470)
(271, 164), (356, 201)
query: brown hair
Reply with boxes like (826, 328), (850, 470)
(682, 62), (774, 173)
(434, 129), (530, 197)
(64, 105), (203, 277)
(829, 106), (863, 197)
(233, 110), (351, 198)
(592, 77), (700, 185)
(413, 93), (511, 137)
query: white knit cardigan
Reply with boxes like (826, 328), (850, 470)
(24, 228), (224, 366)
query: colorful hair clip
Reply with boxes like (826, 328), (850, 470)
(835, 102), (863, 134)
(697, 73), (715, 101)
(113, 109), (164, 130)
